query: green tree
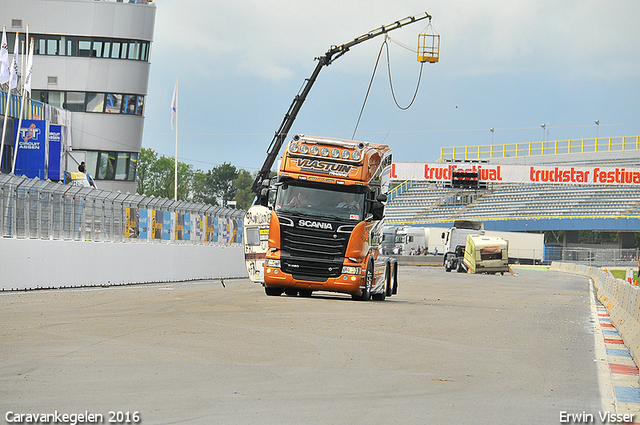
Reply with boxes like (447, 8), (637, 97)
(211, 162), (239, 206)
(136, 147), (194, 201)
(192, 169), (218, 206)
(234, 169), (255, 210)
(136, 147), (157, 195)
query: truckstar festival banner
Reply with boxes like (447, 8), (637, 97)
(391, 162), (640, 186)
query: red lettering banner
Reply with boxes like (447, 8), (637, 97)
(390, 162), (640, 185)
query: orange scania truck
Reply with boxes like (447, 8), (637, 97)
(261, 134), (398, 300)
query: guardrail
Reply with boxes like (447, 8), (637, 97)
(550, 262), (640, 369)
(0, 174), (244, 244)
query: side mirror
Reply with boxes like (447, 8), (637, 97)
(371, 201), (384, 221)
(376, 193), (387, 203)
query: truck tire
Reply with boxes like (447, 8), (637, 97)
(372, 265), (387, 301)
(265, 286), (284, 296)
(284, 288), (298, 296)
(392, 262), (398, 295)
(385, 263), (393, 297)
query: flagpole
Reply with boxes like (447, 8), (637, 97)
(1, 33), (19, 173)
(12, 38), (33, 174)
(0, 92), (10, 169)
(0, 26), (10, 168)
(174, 77), (178, 201)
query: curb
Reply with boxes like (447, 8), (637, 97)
(550, 262), (640, 370)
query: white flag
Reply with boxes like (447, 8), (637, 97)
(171, 79), (178, 130)
(0, 27), (9, 85)
(23, 38), (34, 95)
(8, 34), (19, 90)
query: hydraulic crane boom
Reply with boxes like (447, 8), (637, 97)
(251, 12), (432, 206)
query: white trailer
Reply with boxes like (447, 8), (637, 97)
(484, 230), (544, 264)
(395, 226), (448, 255)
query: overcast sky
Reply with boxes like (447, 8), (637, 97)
(141, 0), (640, 172)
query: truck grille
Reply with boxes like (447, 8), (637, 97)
(279, 217), (350, 279)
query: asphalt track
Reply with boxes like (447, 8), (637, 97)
(0, 266), (607, 424)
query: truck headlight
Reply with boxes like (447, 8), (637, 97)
(341, 266), (361, 275)
(266, 259), (281, 268)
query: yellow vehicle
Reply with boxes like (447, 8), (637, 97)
(262, 135), (397, 300)
(463, 234), (509, 274)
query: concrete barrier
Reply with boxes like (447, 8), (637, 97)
(550, 261), (640, 369)
(0, 238), (247, 291)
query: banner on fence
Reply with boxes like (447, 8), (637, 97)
(48, 125), (64, 180)
(14, 119), (46, 178)
(391, 162), (640, 186)
(125, 207), (139, 238)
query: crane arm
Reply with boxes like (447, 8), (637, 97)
(251, 12), (432, 205)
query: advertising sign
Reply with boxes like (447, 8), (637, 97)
(14, 120), (46, 178)
(162, 211), (171, 240)
(139, 209), (148, 239)
(391, 162), (640, 186)
(48, 125), (63, 180)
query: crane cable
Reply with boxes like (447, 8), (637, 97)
(352, 35), (425, 139)
(352, 38), (386, 139)
(385, 35), (425, 111)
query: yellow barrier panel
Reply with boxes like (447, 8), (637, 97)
(440, 136), (640, 161)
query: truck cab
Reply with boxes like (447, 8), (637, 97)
(263, 135), (397, 300)
(441, 220), (484, 272)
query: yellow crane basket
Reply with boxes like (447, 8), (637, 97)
(417, 23), (439, 63)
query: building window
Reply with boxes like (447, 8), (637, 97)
(33, 90), (144, 115)
(86, 93), (105, 113)
(85, 150), (137, 182)
(66, 92), (86, 112)
(28, 34), (149, 61)
(128, 153), (138, 181)
(106, 94), (123, 113)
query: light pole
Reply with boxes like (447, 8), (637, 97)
(595, 120), (600, 140)
(490, 127), (494, 144)
(541, 124), (546, 141)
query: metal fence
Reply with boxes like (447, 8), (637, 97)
(0, 174), (245, 244)
(544, 246), (640, 268)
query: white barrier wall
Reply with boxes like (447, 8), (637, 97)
(0, 238), (247, 291)
(550, 262), (640, 369)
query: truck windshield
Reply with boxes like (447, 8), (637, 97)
(274, 183), (365, 221)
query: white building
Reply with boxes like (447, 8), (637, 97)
(1, 0), (156, 193)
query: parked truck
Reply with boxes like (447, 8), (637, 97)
(463, 234), (509, 274)
(441, 220), (484, 272)
(394, 226), (447, 255)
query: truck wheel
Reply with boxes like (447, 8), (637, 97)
(372, 266), (386, 301)
(385, 263), (393, 297)
(298, 289), (313, 297)
(265, 286), (283, 296)
(392, 263), (398, 295)
(352, 261), (372, 301)
(284, 288), (298, 296)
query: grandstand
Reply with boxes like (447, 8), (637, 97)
(385, 136), (640, 234)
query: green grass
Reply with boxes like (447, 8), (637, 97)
(610, 269), (638, 281)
